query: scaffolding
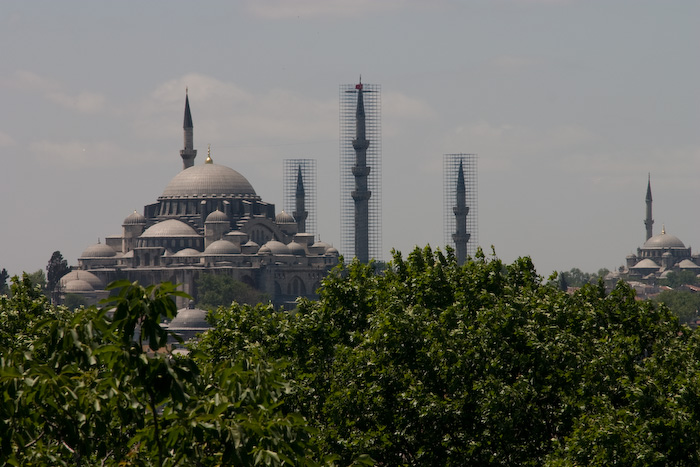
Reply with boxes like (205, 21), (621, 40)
(444, 154), (479, 258)
(339, 83), (382, 261)
(283, 158), (317, 238)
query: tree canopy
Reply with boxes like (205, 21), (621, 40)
(197, 247), (700, 466)
(196, 273), (269, 309)
(46, 250), (70, 295)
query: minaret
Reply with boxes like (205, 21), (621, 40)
(452, 159), (470, 265)
(180, 90), (197, 170)
(293, 165), (308, 233)
(351, 80), (371, 263)
(645, 173), (654, 241)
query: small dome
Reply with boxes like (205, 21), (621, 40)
(81, 242), (116, 258)
(168, 307), (210, 330)
(260, 240), (290, 255)
(309, 241), (331, 255)
(59, 270), (104, 290)
(678, 259), (700, 269)
(326, 247), (339, 256)
(643, 231), (686, 249)
(173, 248), (201, 257)
(241, 240), (260, 254)
(287, 241), (306, 256)
(275, 211), (296, 224)
(224, 230), (248, 244)
(631, 259), (661, 270)
(205, 209), (228, 223)
(123, 210), (146, 225)
(64, 279), (94, 293)
(161, 163), (256, 199)
(141, 219), (199, 238)
(203, 239), (240, 255)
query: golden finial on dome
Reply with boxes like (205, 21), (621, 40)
(205, 144), (213, 164)
(662, 224), (666, 235)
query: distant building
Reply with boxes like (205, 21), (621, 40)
(608, 176), (700, 292)
(57, 92), (339, 308)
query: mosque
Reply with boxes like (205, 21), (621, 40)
(56, 92), (339, 308)
(608, 176), (700, 289)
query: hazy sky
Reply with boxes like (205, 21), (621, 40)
(1, 0), (698, 279)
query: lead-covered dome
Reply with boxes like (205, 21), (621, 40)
(160, 164), (257, 199)
(141, 219), (199, 238)
(81, 242), (116, 258)
(643, 231), (685, 249)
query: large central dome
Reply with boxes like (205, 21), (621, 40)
(160, 163), (257, 199)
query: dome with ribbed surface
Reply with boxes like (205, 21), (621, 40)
(160, 164), (256, 199)
(643, 231), (685, 249)
(275, 211), (295, 224)
(205, 209), (228, 223)
(59, 270), (104, 290)
(123, 210), (146, 225)
(81, 242), (116, 258)
(203, 239), (240, 255)
(65, 279), (94, 293)
(259, 240), (290, 255)
(141, 219), (199, 238)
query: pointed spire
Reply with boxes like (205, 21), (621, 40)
(296, 165), (305, 197)
(644, 173), (654, 241)
(646, 172), (652, 202)
(184, 89), (193, 129)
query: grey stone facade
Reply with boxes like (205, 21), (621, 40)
(57, 93), (339, 308)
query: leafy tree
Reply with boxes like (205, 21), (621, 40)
(653, 288), (700, 324)
(46, 250), (70, 294)
(198, 246), (699, 466)
(25, 269), (46, 294)
(660, 269), (699, 288)
(196, 273), (269, 309)
(0, 278), (334, 466)
(63, 292), (89, 310)
(0, 268), (9, 295)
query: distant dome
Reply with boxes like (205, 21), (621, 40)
(203, 239), (240, 255)
(64, 279), (94, 293)
(173, 248), (201, 257)
(632, 259), (661, 270)
(205, 209), (228, 223)
(160, 163), (256, 199)
(59, 270), (103, 290)
(141, 219), (199, 238)
(309, 241), (331, 255)
(643, 231), (686, 249)
(241, 240), (260, 254)
(123, 210), (146, 225)
(326, 247), (339, 256)
(168, 306), (210, 330)
(81, 242), (116, 258)
(287, 241), (306, 256)
(224, 230), (248, 244)
(275, 211), (295, 224)
(260, 240), (290, 255)
(678, 259), (700, 270)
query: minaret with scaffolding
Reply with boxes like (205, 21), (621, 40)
(340, 80), (382, 262)
(180, 90), (197, 170)
(444, 154), (478, 261)
(283, 159), (316, 238)
(645, 174), (654, 241)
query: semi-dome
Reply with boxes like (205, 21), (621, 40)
(81, 242), (116, 258)
(259, 240), (290, 255)
(287, 241), (306, 256)
(123, 210), (146, 225)
(643, 231), (686, 249)
(160, 163), (256, 199)
(631, 258), (661, 270)
(141, 219), (199, 238)
(275, 211), (295, 224)
(203, 239), (240, 255)
(205, 209), (228, 223)
(64, 279), (94, 293)
(59, 270), (104, 290)
(173, 248), (201, 257)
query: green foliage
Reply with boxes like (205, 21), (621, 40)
(653, 289), (700, 324)
(198, 246), (700, 466)
(552, 267), (609, 289)
(63, 293), (89, 310)
(660, 269), (700, 288)
(0, 268), (9, 295)
(26, 269), (47, 294)
(46, 250), (70, 294)
(0, 278), (330, 466)
(196, 273), (269, 309)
